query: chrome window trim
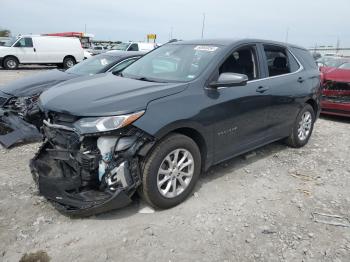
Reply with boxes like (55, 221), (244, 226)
(248, 48), (304, 84)
(205, 47), (304, 90)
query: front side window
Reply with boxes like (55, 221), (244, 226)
(14, 37), (33, 48)
(66, 54), (116, 75)
(122, 44), (221, 82)
(128, 44), (139, 51)
(219, 46), (259, 80)
(263, 45), (292, 76)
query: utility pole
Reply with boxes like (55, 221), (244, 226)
(169, 26), (173, 40)
(285, 27), (289, 43)
(201, 13), (206, 39)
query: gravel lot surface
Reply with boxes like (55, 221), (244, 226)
(0, 68), (349, 262)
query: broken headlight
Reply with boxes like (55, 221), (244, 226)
(73, 111), (144, 134)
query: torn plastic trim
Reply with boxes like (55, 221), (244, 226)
(30, 125), (155, 216)
(0, 109), (42, 148)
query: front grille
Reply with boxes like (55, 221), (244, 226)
(324, 80), (350, 91)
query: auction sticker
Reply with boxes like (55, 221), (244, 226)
(194, 46), (218, 52)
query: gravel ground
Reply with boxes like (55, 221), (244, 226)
(0, 69), (349, 262)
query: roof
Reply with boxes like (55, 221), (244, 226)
(170, 38), (307, 50)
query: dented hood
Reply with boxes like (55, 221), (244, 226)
(39, 73), (187, 116)
(0, 69), (77, 97)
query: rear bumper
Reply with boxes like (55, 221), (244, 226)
(0, 110), (42, 148)
(321, 100), (350, 117)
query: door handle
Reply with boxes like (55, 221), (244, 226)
(256, 86), (269, 93)
(297, 77), (304, 83)
(33, 48), (36, 52)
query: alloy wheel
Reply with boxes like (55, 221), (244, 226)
(297, 111), (312, 141)
(157, 148), (194, 198)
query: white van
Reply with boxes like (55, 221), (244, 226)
(111, 42), (156, 52)
(0, 35), (84, 69)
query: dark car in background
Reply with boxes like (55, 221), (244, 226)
(321, 61), (350, 117)
(0, 51), (144, 148)
(32, 38), (321, 216)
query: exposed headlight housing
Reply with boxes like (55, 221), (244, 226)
(73, 111), (145, 134)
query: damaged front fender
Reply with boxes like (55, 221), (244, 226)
(0, 109), (42, 148)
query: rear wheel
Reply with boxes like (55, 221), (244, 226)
(141, 134), (201, 209)
(285, 104), (315, 148)
(3, 56), (19, 70)
(62, 56), (76, 69)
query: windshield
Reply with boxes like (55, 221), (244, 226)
(3, 37), (18, 47)
(338, 62), (350, 70)
(318, 57), (349, 68)
(111, 43), (130, 51)
(66, 54), (117, 75)
(122, 44), (221, 82)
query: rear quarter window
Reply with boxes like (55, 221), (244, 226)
(290, 47), (318, 70)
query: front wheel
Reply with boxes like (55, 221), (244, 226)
(62, 57), (76, 69)
(141, 134), (201, 209)
(285, 104), (315, 148)
(3, 56), (19, 70)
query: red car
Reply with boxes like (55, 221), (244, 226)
(321, 62), (350, 117)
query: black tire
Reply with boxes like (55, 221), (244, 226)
(285, 104), (315, 148)
(141, 133), (201, 209)
(3, 56), (19, 70)
(62, 56), (76, 69)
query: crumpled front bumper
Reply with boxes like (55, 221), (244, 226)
(30, 140), (139, 217)
(0, 109), (42, 148)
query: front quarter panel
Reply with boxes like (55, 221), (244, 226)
(132, 82), (214, 167)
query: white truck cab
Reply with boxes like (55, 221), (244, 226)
(0, 35), (84, 69)
(111, 42), (156, 52)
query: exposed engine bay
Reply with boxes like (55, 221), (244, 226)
(30, 112), (154, 216)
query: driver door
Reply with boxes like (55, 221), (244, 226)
(14, 37), (37, 63)
(208, 44), (273, 162)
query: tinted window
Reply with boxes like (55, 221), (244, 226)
(219, 45), (259, 80)
(339, 62), (350, 69)
(14, 37), (33, 48)
(263, 45), (291, 76)
(128, 44), (139, 51)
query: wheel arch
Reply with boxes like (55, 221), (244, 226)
(305, 98), (318, 115)
(150, 123), (210, 172)
(3, 55), (20, 64)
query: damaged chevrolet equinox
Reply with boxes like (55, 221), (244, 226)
(31, 39), (321, 216)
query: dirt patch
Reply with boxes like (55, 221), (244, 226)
(0, 70), (350, 261)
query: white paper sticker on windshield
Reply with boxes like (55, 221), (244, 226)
(194, 45), (218, 52)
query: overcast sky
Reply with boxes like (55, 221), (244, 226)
(1, 0), (349, 48)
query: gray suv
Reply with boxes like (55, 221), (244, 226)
(31, 38), (321, 216)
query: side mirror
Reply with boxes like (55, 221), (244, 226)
(209, 73), (248, 89)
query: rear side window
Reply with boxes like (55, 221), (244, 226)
(291, 47), (318, 70)
(263, 45), (293, 76)
(14, 37), (33, 48)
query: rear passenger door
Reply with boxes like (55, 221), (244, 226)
(258, 44), (303, 137)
